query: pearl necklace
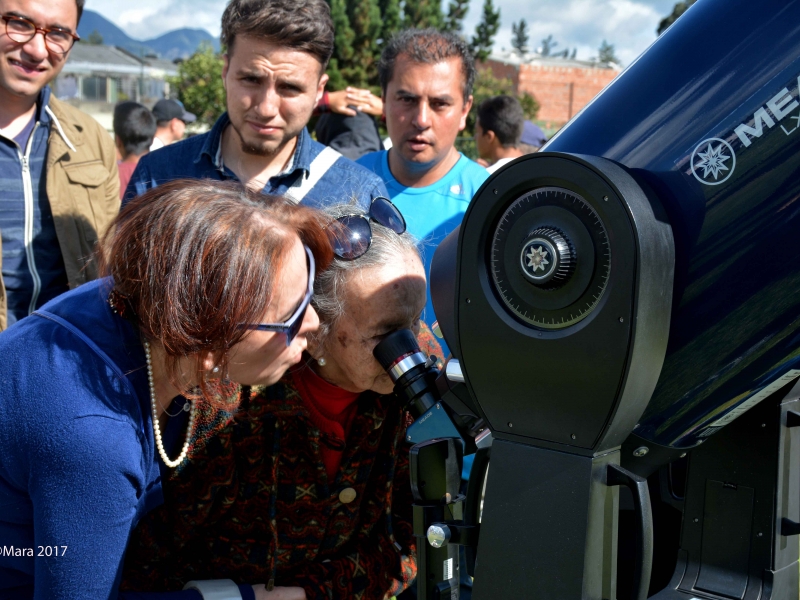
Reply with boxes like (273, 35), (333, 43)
(144, 340), (196, 468)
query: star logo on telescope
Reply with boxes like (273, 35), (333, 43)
(526, 246), (549, 272)
(691, 137), (736, 186)
(695, 143), (731, 180)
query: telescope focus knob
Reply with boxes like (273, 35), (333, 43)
(427, 524), (451, 548)
(520, 227), (575, 289)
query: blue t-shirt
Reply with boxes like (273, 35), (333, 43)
(357, 150), (489, 356)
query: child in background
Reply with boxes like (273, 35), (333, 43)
(113, 102), (156, 198)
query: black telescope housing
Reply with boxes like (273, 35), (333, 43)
(391, 0), (800, 598)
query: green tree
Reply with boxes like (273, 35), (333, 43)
(378, 0), (402, 46)
(168, 43), (226, 128)
(342, 0), (382, 88)
(657, 0), (696, 35)
(470, 0), (500, 62)
(597, 40), (619, 64)
(86, 29), (103, 45)
(519, 92), (540, 121)
(443, 0), (470, 33)
(511, 19), (529, 54)
(326, 0), (356, 90)
(540, 34), (557, 56)
(403, 0), (443, 29)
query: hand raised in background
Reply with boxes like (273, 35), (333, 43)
(327, 87), (384, 117)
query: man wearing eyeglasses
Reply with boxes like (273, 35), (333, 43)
(0, 0), (119, 331)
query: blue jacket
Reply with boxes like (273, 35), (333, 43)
(124, 114), (387, 210)
(0, 279), (253, 599)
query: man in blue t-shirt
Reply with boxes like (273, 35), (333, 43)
(358, 29), (488, 355)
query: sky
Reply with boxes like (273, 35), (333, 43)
(84, 0), (679, 66)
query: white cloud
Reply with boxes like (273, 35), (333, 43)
(85, 0), (679, 64)
(461, 0), (677, 65)
(85, 0), (226, 40)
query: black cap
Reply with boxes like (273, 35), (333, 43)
(152, 99), (196, 124)
(521, 120), (547, 147)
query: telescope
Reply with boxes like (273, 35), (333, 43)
(376, 0), (800, 597)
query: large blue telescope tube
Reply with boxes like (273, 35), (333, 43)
(545, 0), (800, 448)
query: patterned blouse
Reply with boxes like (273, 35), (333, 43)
(121, 367), (417, 600)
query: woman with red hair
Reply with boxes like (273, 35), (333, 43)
(0, 179), (332, 599)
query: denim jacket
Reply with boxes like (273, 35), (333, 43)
(124, 113), (387, 210)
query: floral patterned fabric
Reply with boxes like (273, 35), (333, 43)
(121, 369), (417, 600)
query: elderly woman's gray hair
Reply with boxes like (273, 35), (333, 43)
(312, 203), (421, 344)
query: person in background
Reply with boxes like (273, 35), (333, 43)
(0, 0), (118, 331)
(314, 111), (383, 160)
(357, 28), (489, 354)
(149, 98), (195, 151)
(122, 200), (432, 600)
(519, 119), (548, 153)
(114, 101), (156, 197)
(126, 0), (386, 210)
(474, 95), (525, 174)
(0, 179), (331, 599)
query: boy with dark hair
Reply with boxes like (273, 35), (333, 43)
(113, 101), (156, 197)
(126, 0), (386, 209)
(475, 94), (526, 173)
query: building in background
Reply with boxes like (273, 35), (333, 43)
(483, 51), (620, 127)
(54, 44), (179, 132)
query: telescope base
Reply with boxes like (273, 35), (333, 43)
(645, 390), (800, 600)
(472, 439), (621, 599)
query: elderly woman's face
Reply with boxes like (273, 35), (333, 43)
(317, 249), (427, 394)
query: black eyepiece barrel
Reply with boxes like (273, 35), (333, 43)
(373, 329), (420, 370)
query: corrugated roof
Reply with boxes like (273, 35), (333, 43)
(63, 44), (178, 76)
(68, 43), (142, 67)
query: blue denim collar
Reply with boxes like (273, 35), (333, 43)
(197, 112), (312, 182)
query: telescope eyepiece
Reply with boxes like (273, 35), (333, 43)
(374, 329), (440, 418)
(373, 329), (429, 383)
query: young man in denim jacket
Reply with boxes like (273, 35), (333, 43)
(125, 0), (387, 211)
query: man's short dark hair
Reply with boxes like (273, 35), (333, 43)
(76, 0), (85, 24)
(113, 102), (157, 157)
(220, 0), (334, 69)
(477, 95), (525, 147)
(378, 28), (476, 102)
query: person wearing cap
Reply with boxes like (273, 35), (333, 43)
(125, 0), (386, 210)
(475, 95), (526, 174)
(520, 119), (548, 153)
(0, 0), (119, 332)
(150, 98), (196, 151)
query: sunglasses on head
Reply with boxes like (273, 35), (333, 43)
(328, 196), (407, 260)
(240, 245), (315, 347)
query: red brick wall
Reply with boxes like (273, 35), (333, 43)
(482, 59), (620, 127)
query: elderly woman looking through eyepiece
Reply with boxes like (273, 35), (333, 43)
(122, 199), (434, 600)
(0, 179), (331, 599)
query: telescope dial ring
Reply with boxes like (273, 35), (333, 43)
(489, 186), (610, 330)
